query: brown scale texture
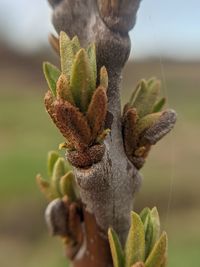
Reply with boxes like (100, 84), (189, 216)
(123, 108), (138, 157)
(54, 99), (92, 150)
(87, 86), (108, 142)
(67, 144), (105, 168)
(44, 91), (60, 127)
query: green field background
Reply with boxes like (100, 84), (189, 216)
(0, 48), (200, 267)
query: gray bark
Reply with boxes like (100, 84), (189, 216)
(48, 0), (142, 245)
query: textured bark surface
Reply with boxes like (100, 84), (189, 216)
(48, 0), (142, 266)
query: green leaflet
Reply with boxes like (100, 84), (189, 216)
(140, 208), (154, 259)
(51, 158), (66, 198)
(87, 43), (97, 95)
(37, 151), (78, 201)
(131, 78), (160, 118)
(145, 232), (168, 267)
(150, 207), (161, 249)
(43, 62), (61, 96)
(108, 228), (125, 267)
(140, 207), (161, 259)
(60, 31), (74, 77)
(140, 207), (151, 224)
(153, 97), (166, 113)
(70, 49), (92, 112)
(125, 212), (145, 267)
(47, 151), (59, 177)
(129, 80), (143, 107)
(71, 36), (81, 55)
(59, 171), (77, 202)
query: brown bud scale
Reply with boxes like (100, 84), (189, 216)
(67, 144), (105, 168)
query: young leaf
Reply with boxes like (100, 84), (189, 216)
(132, 79), (160, 118)
(87, 43), (97, 93)
(129, 80), (143, 107)
(54, 99), (91, 150)
(108, 228), (125, 267)
(60, 31), (74, 77)
(145, 232), (168, 267)
(56, 74), (75, 105)
(47, 151), (59, 177)
(51, 158), (66, 197)
(140, 208), (153, 259)
(70, 48), (91, 112)
(43, 62), (61, 96)
(100, 66), (108, 90)
(153, 97), (166, 113)
(150, 207), (161, 249)
(59, 171), (77, 201)
(71, 36), (81, 55)
(86, 86), (107, 141)
(133, 113), (161, 148)
(123, 108), (138, 156)
(125, 212), (145, 267)
(140, 207), (151, 224)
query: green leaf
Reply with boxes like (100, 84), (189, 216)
(87, 43), (97, 94)
(70, 48), (91, 112)
(125, 212), (145, 267)
(108, 228), (125, 267)
(43, 62), (61, 96)
(71, 36), (81, 55)
(59, 171), (77, 201)
(47, 151), (59, 177)
(140, 207), (151, 224)
(145, 232), (167, 267)
(60, 31), (74, 77)
(140, 208), (154, 259)
(51, 158), (66, 197)
(153, 97), (166, 113)
(129, 80), (143, 106)
(131, 78), (160, 118)
(150, 207), (161, 249)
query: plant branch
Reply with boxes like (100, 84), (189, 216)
(48, 0), (143, 246)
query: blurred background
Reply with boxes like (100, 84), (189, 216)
(0, 0), (199, 266)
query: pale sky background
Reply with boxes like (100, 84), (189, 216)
(0, 0), (200, 60)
